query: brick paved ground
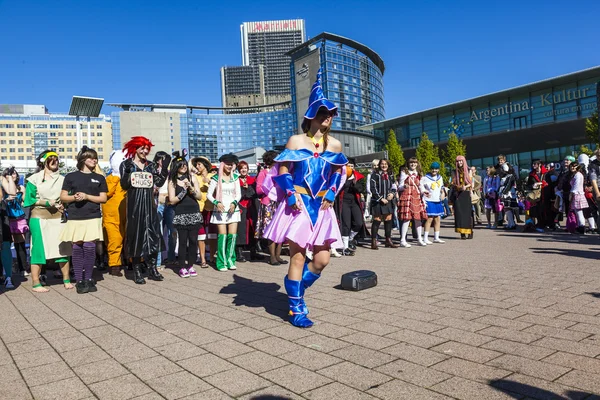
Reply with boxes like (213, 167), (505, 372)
(1, 220), (600, 399)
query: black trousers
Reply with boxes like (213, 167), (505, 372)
(341, 201), (364, 236)
(177, 226), (199, 268)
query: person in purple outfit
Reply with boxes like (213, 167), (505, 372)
(265, 69), (348, 328)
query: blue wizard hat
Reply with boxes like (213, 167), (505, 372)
(302, 68), (338, 129)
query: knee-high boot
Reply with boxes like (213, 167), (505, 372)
(216, 234), (227, 271)
(226, 234), (237, 270)
(284, 276), (313, 328)
(132, 258), (146, 285)
(300, 261), (320, 315)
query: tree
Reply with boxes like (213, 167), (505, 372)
(415, 133), (445, 180)
(384, 129), (405, 175)
(585, 111), (599, 146)
(442, 133), (467, 175)
(579, 144), (594, 156)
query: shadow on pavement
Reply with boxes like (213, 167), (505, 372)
(585, 292), (600, 298)
(489, 379), (592, 399)
(219, 274), (288, 322)
(530, 247), (600, 260)
(250, 396), (293, 400)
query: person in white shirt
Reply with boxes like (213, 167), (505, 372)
(420, 162), (445, 244)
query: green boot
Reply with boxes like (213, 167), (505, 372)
(226, 234), (237, 270)
(216, 234), (228, 271)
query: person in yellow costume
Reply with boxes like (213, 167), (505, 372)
(102, 150), (127, 276)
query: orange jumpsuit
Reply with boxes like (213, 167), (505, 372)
(102, 175), (127, 267)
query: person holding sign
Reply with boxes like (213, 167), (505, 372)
(120, 136), (170, 284)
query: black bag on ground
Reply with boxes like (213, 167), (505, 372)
(341, 270), (377, 291)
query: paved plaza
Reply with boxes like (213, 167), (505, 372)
(1, 222), (600, 400)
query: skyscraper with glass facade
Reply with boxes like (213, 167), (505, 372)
(288, 33), (386, 156)
(360, 66), (600, 172)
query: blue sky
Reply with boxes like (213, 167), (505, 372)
(0, 0), (598, 119)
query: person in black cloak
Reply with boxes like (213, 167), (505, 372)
(120, 136), (170, 284)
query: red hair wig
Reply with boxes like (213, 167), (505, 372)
(123, 136), (154, 159)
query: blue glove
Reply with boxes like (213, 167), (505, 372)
(273, 173), (297, 206)
(324, 172), (342, 202)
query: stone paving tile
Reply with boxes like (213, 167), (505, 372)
(432, 376), (520, 400)
(13, 348), (62, 369)
(318, 361), (393, 391)
(308, 322), (357, 338)
(533, 336), (600, 357)
(20, 360), (75, 386)
(385, 328), (450, 348)
(201, 338), (255, 359)
(339, 331), (398, 350)
(555, 369), (600, 394)
(7, 337), (52, 355)
(146, 371), (212, 400)
(177, 353), (236, 377)
(477, 326), (542, 344)
(431, 327), (494, 346)
(375, 358), (452, 387)
(261, 364), (332, 394)
(73, 358), (129, 384)
(523, 324), (592, 341)
(105, 342), (159, 364)
(381, 342), (449, 367)
(432, 357), (512, 383)
(515, 313), (577, 329)
(228, 350), (289, 373)
(247, 336), (303, 356)
(238, 385), (303, 400)
(481, 338), (557, 361)
(279, 346), (343, 370)
(490, 373), (591, 400)
(204, 366), (271, 397)
(486, 354), (572, 381)
(125, 355), (183, 380)
(472, 315), (534, 331)
(432, 316), (490, 332)
(0, 327), (40, 344)
(0, 363), (23, 385)
(367, 379), (454, 400)
(0, 379), (32, 400)
(542, 351), (600, 375)
(304, 382), (379, 400)
(430, 341), (503, 363)
(219, 325), (270, 343)
(30, 377), (93, 400)
(88, 374), (153, 400)
(346, 320), (400, 336)
(155, 341), (207, 362)
(329, 344), (397, 368)
(180, 388), (234, 399)
(294, 334), (351, 353)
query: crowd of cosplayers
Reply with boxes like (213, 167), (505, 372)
(358, 150), (600, 250)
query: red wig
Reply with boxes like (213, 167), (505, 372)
(238, 161), (249, 171)
(123, 136), (154, 159)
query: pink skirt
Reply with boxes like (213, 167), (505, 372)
(9, 217), (29, 234)
(264, 198), (342, 251)
(571, 193), (589, 211)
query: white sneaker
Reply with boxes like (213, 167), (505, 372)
(400, 242), (411, 248)
(433, 239), (446, 244)
(331, 248), (342, 258)
(418, 240), (427, 246)
(424, 239), (433, 245)
(4, 277), (14, 290)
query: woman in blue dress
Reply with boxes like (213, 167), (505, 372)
(265, 69), (348, 328)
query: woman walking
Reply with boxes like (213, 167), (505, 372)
(60, 147), (108, 293)
(190, 156), (215, 268)
(2, 167), (29, 277)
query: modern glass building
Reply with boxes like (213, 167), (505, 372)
(361, 66), (599, 170)
(288, 33), (386, 156)
(109, 103), (296, 162)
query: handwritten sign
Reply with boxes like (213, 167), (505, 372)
(131, 172), (153, 189)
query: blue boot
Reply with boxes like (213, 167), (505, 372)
(300, 260), (321, 314)
(284, 276), (313, 328)
(302, 260), (321, 289)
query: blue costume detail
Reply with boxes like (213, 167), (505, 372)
(275, 149), (348, 225)
(5, 192), (25, 219)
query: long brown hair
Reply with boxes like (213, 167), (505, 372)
(454, 155), (471, 185)
(302, 108), (332, 151)
(402, 157), (422, 176)
(77, 147), (98, 171)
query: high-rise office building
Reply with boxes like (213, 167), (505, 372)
(222, 19), (305, 107)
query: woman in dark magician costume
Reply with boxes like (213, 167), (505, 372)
(265, 69), (348, 328)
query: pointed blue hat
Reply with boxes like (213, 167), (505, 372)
(303, 68), (338, 121)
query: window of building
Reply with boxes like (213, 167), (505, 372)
(18, 156), (24, 160)
(17, 140), (23, 145)
(66, 132), (72, 136)
(513, 116), (527, 130)
(9, 148), (14, 153)
(0, 149), (5, 153)
(8, 140), (15, 145)
(97, 132), (102, 136)
(8, 132), (14, 137)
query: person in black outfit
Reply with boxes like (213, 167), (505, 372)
(168, 152), (203, 278)
(369, 159), (398, 249)
(335, 158), (366, 256)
